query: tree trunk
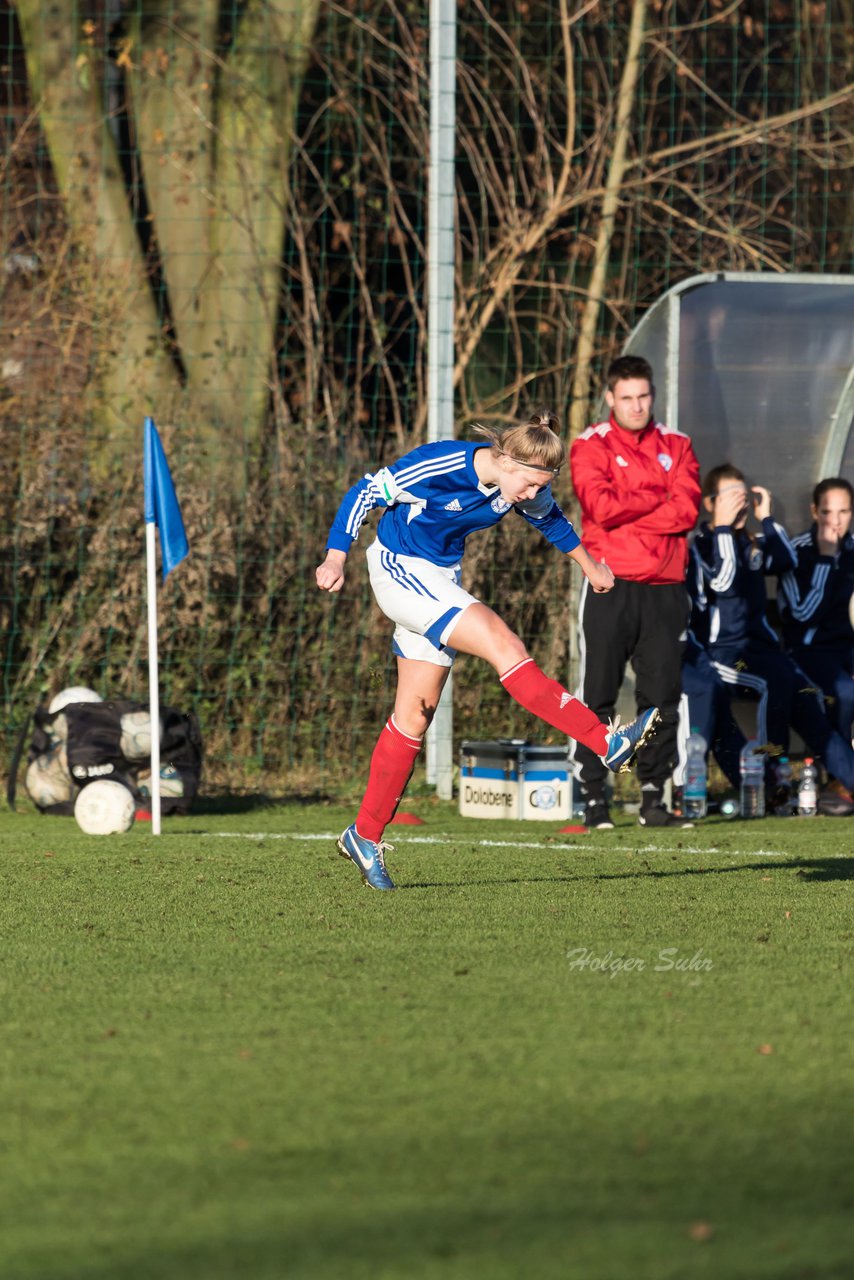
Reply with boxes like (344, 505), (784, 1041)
(201, 0), (319, 440)
(15, 0), (182, 438)
(16, 0), (321, 455)
(127, 1), (220, 363)
(130, 0), (320, 446)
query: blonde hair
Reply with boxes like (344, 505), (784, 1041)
(472, 408), (565, 473)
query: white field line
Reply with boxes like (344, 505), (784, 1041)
(201, 831), (807, 858)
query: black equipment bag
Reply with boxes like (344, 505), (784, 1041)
(7, 698), (203, 816)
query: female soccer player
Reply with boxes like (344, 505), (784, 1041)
(316, 411), (659, 889)
(778, 478), (854, 744)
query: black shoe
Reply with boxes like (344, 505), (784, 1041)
(638, 804), (694, 829)
(584, 800), (615, 830)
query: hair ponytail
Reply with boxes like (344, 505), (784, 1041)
(471, 408), (565, 473)
(532, 408), (560, 433)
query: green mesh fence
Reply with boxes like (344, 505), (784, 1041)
(1, 0), (851, 795)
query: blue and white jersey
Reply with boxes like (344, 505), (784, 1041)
(688, 517), (797, 650)
(326, 440), (580, 565)
(778, 525), (854, 649)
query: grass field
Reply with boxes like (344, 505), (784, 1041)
(1, 799), (853, 1280)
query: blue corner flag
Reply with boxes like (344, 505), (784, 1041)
(144, 416), (189, 580)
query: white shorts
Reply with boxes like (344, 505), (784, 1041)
(366, 539), (479, 667)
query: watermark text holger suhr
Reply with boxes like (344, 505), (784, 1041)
(566, 946), (713, 979)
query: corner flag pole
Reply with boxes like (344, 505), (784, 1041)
(143, 417), (189, 835)
(145, 519), (163, 834)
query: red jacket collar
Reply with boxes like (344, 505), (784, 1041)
(608, 411), (654, 443)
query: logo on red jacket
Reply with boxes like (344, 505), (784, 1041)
(657, 453), (673, 472)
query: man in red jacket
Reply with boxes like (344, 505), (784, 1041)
(570, 355), (701, 828)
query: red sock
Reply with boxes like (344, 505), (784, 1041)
(500, 658), (608, 755)
(356, 716), (423, 842)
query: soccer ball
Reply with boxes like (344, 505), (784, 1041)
(74, 780), (136, 835)
(47, 712), (69, 747)
(120, 710), (154, 761)
(25, 746), (72, 808)
(49, 686), (103, 714)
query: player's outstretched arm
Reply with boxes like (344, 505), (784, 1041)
(316, 549), (348, 592)
(568, 543), (615, 593)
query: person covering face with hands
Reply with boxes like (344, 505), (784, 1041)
(688, 464), (854, 810)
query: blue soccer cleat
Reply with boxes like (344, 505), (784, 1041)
(602, 707), (660, 774)
(337, 825), (396, 891)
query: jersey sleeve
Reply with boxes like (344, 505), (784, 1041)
(757, 518), (798, 574)
(687, 543), (712, 642)
(778, 554), (827, 623)
(325, 471), (390, 552)
(325, 445), (455, 551)
(515, 487), (581, 553)
(326, 451), (432, 552)
(694, 527), (739, 594)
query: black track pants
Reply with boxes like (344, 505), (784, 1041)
(573, 577), (689, 798)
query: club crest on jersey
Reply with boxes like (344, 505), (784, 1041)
(491, 496), (512, 514)
(658, 452), (673, 472)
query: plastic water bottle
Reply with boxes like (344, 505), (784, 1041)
(797, 758), (818, 817)
(773, 755), (793, 817)
(739, 740), (765, 818)
(683, 729), (708, 819)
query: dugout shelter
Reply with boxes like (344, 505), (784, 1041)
(623, 271), (854, 527)
(608, 271), (854, 741)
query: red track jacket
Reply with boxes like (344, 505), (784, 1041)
(570, 414), (701, 584)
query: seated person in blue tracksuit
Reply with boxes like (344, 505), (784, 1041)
(688, 463), (854, 803)
(677, 631), (746, 795)
(777, 477), (854, 751)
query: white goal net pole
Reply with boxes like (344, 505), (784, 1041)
(425, 0), (457, 800)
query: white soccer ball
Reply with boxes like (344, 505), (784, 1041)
(26, 746), (72, 808)
(74, 780), (136, 835)
(49, 686), (103, 714)
(47, 712), (69, 746)
(120, 710), (154, 761)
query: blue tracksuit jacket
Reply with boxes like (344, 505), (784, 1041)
(688, 518), (797, 650)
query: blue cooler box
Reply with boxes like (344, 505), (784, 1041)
(519, 744), (572, 820)
(459, 740), (576, 820)
(459, 740), (524, 818)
